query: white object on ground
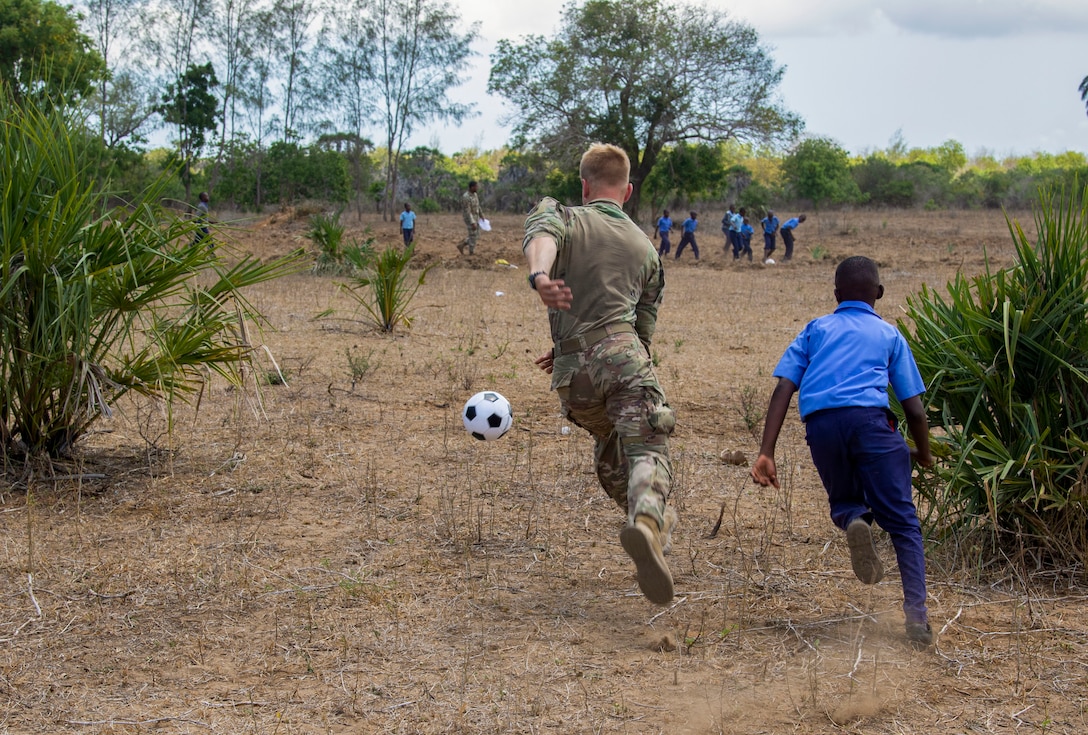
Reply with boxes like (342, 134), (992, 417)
(765, 258), (776, 265)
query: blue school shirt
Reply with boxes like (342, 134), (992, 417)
(773, 301), (926, 421)
(657, 216), (672, 234)
(682, 217), (697, 233)
(781, 217), (800, 231)
(400, 210), (416, 229)
(741, 223), (754, 238)
(762, 216), (779, 234)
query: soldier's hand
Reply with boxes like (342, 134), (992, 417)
(535, 350), (554, 374)
(535, 275), (573, 310)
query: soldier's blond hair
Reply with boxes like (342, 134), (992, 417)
(580, 143), (630, 189)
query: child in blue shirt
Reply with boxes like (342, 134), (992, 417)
(750, 255), (935, 647)
(400, 203), (416, 246)
(779, 214), (806, 261)
(653, 209), (673, 256)
(740, 217), (754, 261)
(675, 211), (699, 260)
(760, 210), (780, 261)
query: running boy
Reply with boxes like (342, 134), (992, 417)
(750, 256), (935, 647)
(654, 209), (673, 256)
(675, 211), (699, 260)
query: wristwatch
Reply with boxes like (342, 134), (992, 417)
(528, 271), (546, 290)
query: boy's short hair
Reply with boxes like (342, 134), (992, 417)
(835, 256), (880, 291)
(580, 144), (630, 189)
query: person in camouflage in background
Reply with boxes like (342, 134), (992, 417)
(458, 180), (483, 255)
(523, 143), (678, 605)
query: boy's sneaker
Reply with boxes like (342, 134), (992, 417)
(846, 518), (884, 584)
(905, 621), (934, 647)
(620, 515), (674, 605)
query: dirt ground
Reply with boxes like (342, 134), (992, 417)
(3, 206), (1087, 734)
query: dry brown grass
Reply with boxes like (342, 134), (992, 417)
(3, 208), (1088, 734)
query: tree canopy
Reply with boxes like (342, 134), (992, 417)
(488, 0), (801, 214)
(0, 0), (105, 103)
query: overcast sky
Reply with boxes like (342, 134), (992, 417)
(406, 0), (1088, 158)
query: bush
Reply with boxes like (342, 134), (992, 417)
(0, 93), (305, 458)
(341, 246), (432, 332)
(900, 183), (1088, 570)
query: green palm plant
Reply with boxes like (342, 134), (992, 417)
(0, 92), (305, 458)
(341, 245), (432, 332)
(899, 183), (1088, 566)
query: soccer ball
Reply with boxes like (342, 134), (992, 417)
(765, 258), (776, 265)
(462, 391), (513, 441)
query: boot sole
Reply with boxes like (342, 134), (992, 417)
(846, 518), (885, 584)
(620, 524), (674, 605)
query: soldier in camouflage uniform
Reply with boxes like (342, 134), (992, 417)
(458, 181), (483, 255)
(523, 143), (677, 605)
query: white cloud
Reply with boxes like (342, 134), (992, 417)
(728, 0), (1088, 38)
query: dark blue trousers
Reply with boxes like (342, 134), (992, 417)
(675, 232), (698, 259)
(804, 407), (928, 624)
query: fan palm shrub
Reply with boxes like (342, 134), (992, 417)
(341, 245), (432, 332)
(900, 184), (1088, 568)
(0, 92), (305, 459)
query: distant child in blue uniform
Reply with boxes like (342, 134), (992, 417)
(653, 209), (673, 256)
(675, 210), (699, 260)
(400, 202), (416, 246)
(761, 210), (780, 261)
(750, 256), (934, 647)
(779, 214), (806, 261)
(740, 217), (754, 261)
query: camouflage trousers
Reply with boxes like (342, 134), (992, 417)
(461, 224), (478, 253)
(552, 332), (674, 529)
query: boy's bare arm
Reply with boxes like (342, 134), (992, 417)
(750, 378), (798, 488)
(901, 394), (933, 467)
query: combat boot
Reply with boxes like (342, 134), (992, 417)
(620, 514), (674, 605)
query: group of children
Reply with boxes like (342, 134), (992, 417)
(653, 206), (806, 264)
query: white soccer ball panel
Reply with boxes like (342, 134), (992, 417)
(462, 391), (513, 440)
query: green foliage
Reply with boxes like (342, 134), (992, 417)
(643, 143), (728, 210)
(0, 0), (105, 103)
(264, 141), (351, 204)
(900, 184), (1088, 567)
(341, 246), (433, 332)
(0, 93), (306, 458)
(157, 62), (220, 195)
(308, 210), (374, 275)
(783, 137), (861, 207)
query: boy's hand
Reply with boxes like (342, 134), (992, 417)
(750, 454), (779, 488)
(910, 447), (934, 468)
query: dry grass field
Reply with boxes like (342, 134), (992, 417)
(3, 206), (1087, 734)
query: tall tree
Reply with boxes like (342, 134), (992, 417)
(272, 0), (316, 143)
(0, 0), (105, 103)
(1080, 74), (1088, 117)
(489, 0), (801, 216)
(207, 0), (261, 186)
(158, 61), (220, 198)
(370, 0), (478, 219)
(78, 0), (144, 143)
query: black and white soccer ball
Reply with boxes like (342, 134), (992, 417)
(462, 391), (513, 441)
